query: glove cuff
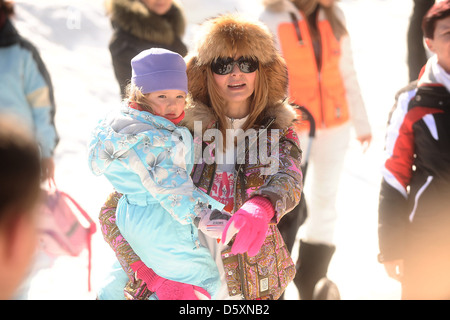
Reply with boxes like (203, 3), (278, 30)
(130, 260), (145, 273)
(241, 196), (274, 223)
(130, 260), (161, 291)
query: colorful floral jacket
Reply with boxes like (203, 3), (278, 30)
(99, 99), (303, 299)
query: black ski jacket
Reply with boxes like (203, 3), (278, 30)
(378, 61), (450, 262)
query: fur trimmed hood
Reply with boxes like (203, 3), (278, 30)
(105, 0), (185, 46)
(192, 13), (281, 66)
(182, 98), (297, 133)
(185, 13), (293, 127)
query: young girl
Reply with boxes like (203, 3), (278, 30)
(88, 48), (229, 300)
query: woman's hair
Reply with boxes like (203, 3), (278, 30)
(292, 0), (347, 40)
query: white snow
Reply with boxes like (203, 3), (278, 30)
(10, 0), (414, 300)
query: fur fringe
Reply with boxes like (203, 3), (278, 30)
(105, 0), (185, 45)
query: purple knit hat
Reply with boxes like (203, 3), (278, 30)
(131, 48), (188, 94)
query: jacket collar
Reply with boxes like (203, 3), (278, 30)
(418, 55), (450, 93)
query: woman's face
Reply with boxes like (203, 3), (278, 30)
(212, 56), (257, 108)
(141, 0), (172, 15)
(144, 89), (186, 120)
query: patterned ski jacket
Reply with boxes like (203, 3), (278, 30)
(378, 55), (450, 262)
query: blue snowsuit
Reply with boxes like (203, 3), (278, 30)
(88, 104), (224, 299)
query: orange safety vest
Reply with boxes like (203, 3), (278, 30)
(277, 12), (349, 130)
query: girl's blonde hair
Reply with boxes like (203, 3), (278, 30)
(124, 83), (154, 113)
(292, 0), (347, 40)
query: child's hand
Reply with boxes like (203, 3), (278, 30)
(131, 261), (211, 300)
(357, 133), (372, 153)
(155, 281), (211, 300)
(194, 208), (231, 239)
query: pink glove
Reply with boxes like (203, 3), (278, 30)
(221, 196), (275, 257)
(130, 261), (210, 300)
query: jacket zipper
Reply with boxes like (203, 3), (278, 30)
(237, 253), (248, 299)
(409, 176), (433, 222)
(292, 9), (325, 128)
(232, 118), (276, 213)
(231, 118), (276, 299)
(313, 11), (325, 128)
(203, 123), (218, 196)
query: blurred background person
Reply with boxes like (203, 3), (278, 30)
(378, 0), (450, 299)
(0, 0), (58, 183)
(106, 0), (188, 98)
(407, 0), (435, 82)
(0, 117), (42, 300)
(0, 0), (58, 299)
(260, 0), (372, 300)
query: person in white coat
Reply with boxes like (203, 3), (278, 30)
(260, 0), (372, 299)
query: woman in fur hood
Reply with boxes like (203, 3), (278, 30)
(97, 14), (303, 300)
(106, 0), (188, 97)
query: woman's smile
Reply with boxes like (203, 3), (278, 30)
(227, 82), (246, 90)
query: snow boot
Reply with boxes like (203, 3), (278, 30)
(312, 277), (341, 300)
(293, 240), (339, 300)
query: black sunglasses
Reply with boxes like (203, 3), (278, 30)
(211, 56), (259, 75)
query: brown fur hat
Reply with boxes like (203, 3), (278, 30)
(186, 13), (289, 108)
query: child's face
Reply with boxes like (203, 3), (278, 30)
(145, 89), (186, 120)
(141, 0), (172, 15)
(426, 15), (450, 74)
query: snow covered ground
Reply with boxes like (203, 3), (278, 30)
(11, 0), (415, 300)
